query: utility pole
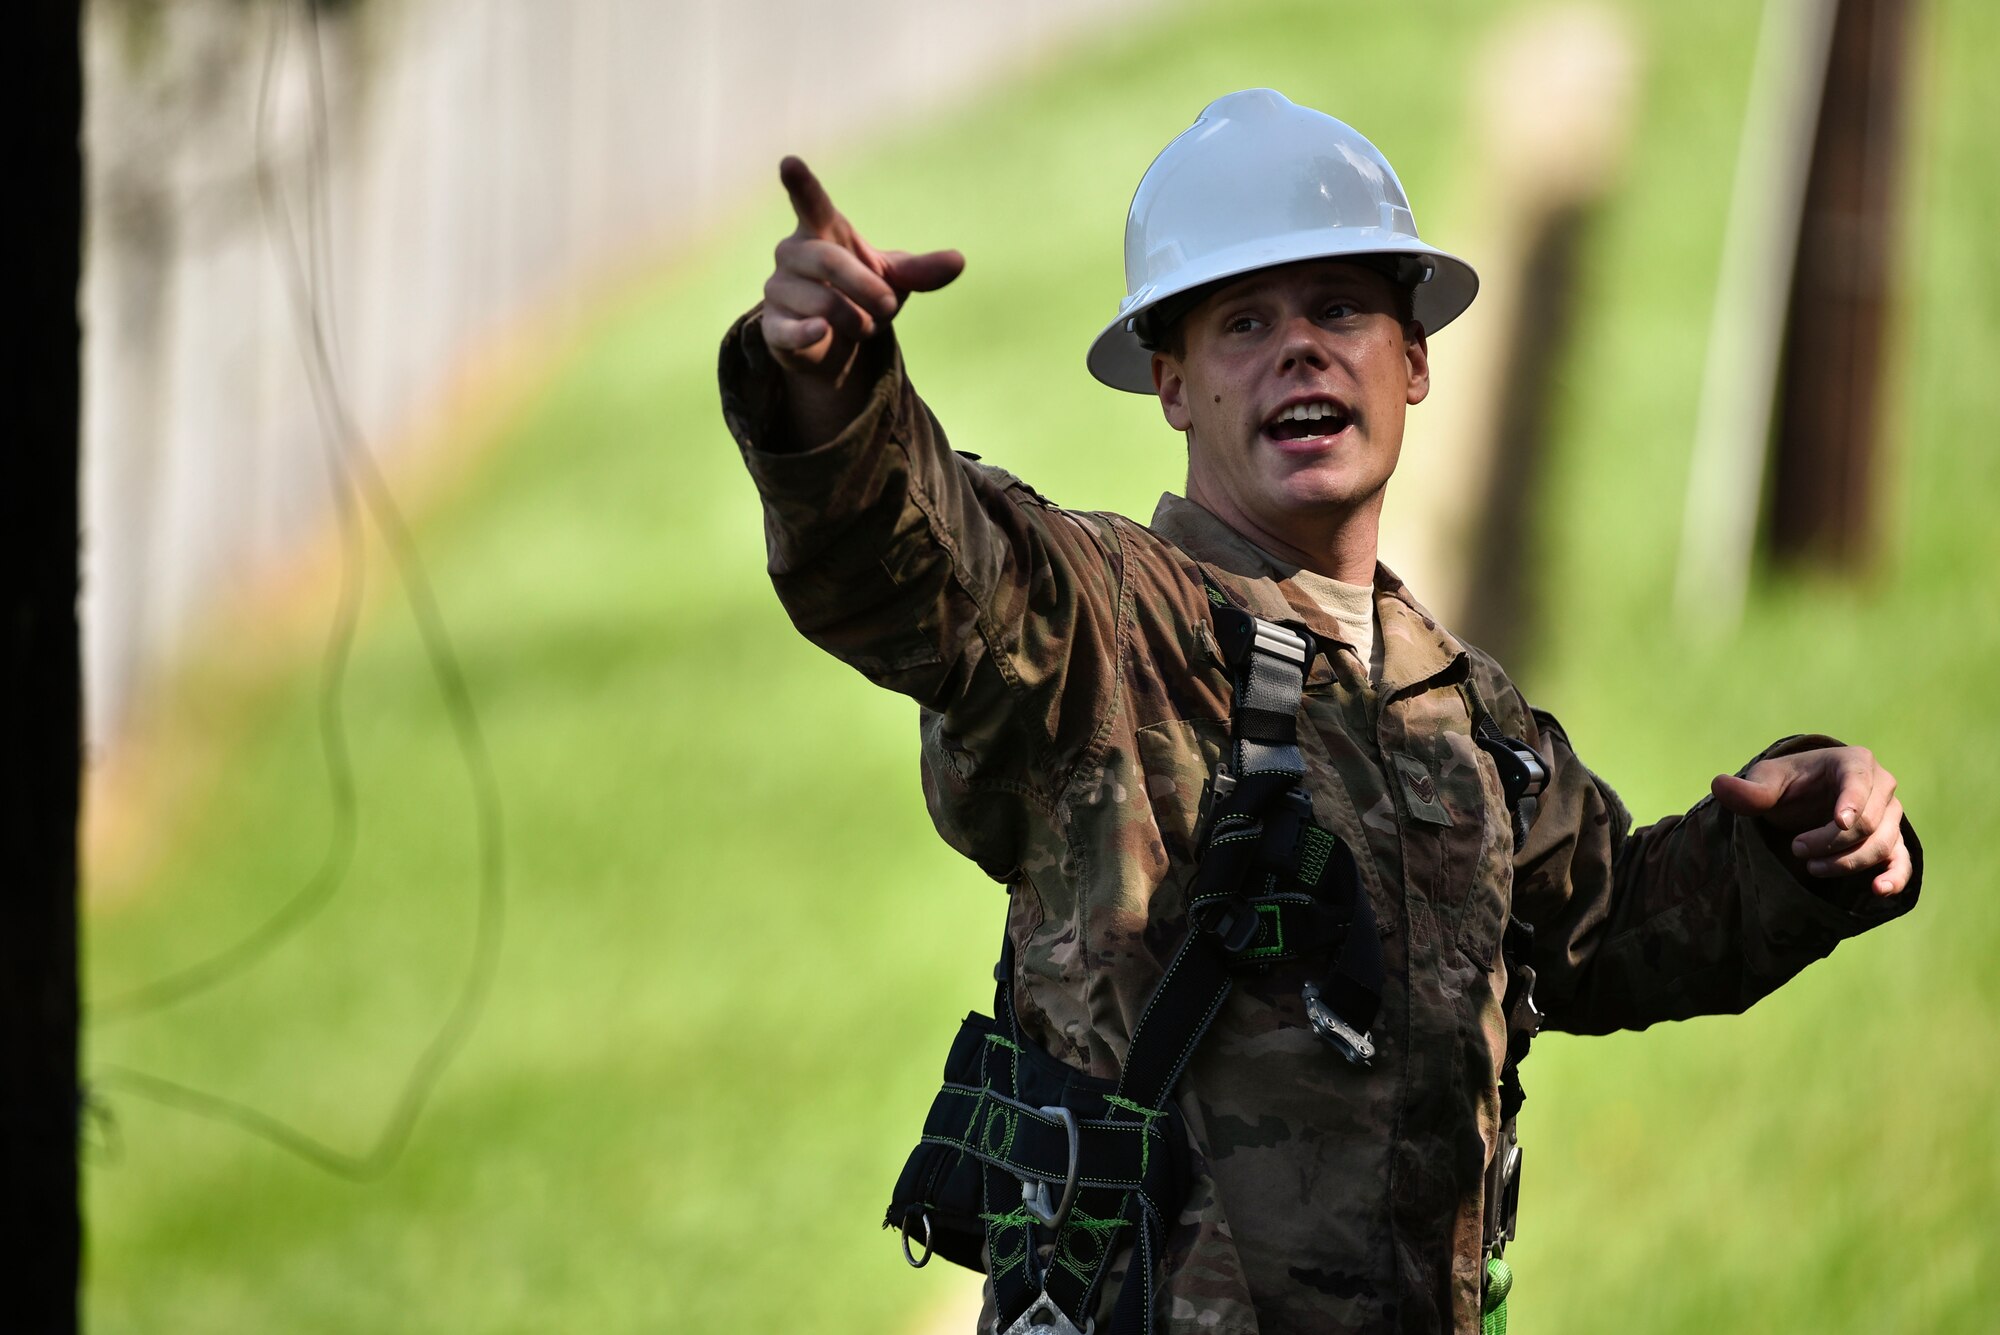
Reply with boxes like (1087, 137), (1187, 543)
(2, 1), (84, 1328)
(1769, 0), (1916, 571)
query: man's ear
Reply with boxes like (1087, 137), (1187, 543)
(1153, 352), (1194, 431)
(1404, 326), (1430, 407)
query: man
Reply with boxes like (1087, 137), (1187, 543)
(718, 90), (1918, 1335)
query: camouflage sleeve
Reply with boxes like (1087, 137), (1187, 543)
(1506, 710), (1922, 1035)
(717, 306), (1123, 784)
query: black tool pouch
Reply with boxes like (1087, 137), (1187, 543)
(885, 1011), (1005, 1272)
(885, 967), (1192, 1333)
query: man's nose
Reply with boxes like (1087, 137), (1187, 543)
(1275, 316), (1332, 372)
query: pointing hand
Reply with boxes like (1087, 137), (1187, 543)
(1711, 745), (1911, 897)
(761, 156), (965, 379)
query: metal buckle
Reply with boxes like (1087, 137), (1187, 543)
(899, 1209), (935, 1268)
(1211, 608), (1315, 672)
(1019, 1104), (1080, 1232)
(1000, 1291), (1094, 1335)
(1302, 980), (1375, 1066)
(1251, 621), (1309, 665)
(1508, 965), (1544, 1044)
(1475, 733), (1548, 806)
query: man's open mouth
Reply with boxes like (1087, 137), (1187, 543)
(1263, 398), (1353, 442)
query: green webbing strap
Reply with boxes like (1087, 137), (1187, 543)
(1482, 1257), (1513, 1335)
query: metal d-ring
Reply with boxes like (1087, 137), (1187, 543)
(900, 1209), (935, 1268)
(1020, 1104), (1080, 1232)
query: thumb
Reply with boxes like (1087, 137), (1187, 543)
(882, 248), (966, 295)
(1711, 771), (1778, 816)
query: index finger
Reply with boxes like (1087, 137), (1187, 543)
(780, 155), (839, 235)
(1829, 751), (1878, 831)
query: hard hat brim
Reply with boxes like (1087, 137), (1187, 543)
(1086, 232), (1479, 394)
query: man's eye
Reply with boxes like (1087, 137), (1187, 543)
(1225, 316), (1259, 334)
(1323, 303), (1356, 320)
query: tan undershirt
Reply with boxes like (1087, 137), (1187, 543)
(1286, 567), (1382, 684)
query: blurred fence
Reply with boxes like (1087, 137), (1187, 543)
(80, 0), (1154, 748)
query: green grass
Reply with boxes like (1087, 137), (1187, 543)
(86, 0), (1998, 1330)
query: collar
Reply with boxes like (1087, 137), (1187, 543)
(1148, 493), (1465, 696)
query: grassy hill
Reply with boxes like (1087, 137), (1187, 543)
(86, 0), (1998, 1330)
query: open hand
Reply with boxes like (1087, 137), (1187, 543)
(761, 156), (964, 379)
(1711, 746), (1910, 897)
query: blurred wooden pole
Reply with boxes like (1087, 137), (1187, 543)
(1384, 4), (1637, 657)
(1769, 0), (1915, 571)
(1456, 204), (1590, 665)
(1, 0), (84, 1328)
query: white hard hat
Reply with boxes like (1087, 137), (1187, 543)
(1087, 89), (1479, 393)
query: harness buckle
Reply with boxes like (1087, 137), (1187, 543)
(1475, 732), (1548, 807)
(1206, 896), (1263, 955)
(1019, 1105), (1080, 1232)
(1302, 980), (1375, 1065)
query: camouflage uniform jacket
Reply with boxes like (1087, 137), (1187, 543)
(717, 312), (1920, 1334)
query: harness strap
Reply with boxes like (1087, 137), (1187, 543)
(1199, 595), (1384, 1065)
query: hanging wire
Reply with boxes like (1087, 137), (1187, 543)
(89, 0), (508, 1183)
(89, 0), (361, 1019)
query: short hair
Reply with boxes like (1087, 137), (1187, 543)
(1137, 256), (1422, 360)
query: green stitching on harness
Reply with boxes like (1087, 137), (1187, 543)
(1052, 1205), (1130, 1283)
(1105, 1093), (1167, 1174)
(955, 1089), (985, 1144)
(1297, 824), (1335, 887)
(980, 1103), (1019, 1163)
(984, 1214), (1031, 1278)
(983, 1031), (1022, 1092)
(1237, 902), (1287, 960)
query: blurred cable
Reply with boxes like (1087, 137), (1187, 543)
(93, 0), (363, 1027)
(89, 0), (507, 1183)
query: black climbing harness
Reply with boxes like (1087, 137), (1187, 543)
(885, 585), (1546, 1334)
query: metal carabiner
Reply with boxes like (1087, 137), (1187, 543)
(1303, 979), (1376, 1066)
